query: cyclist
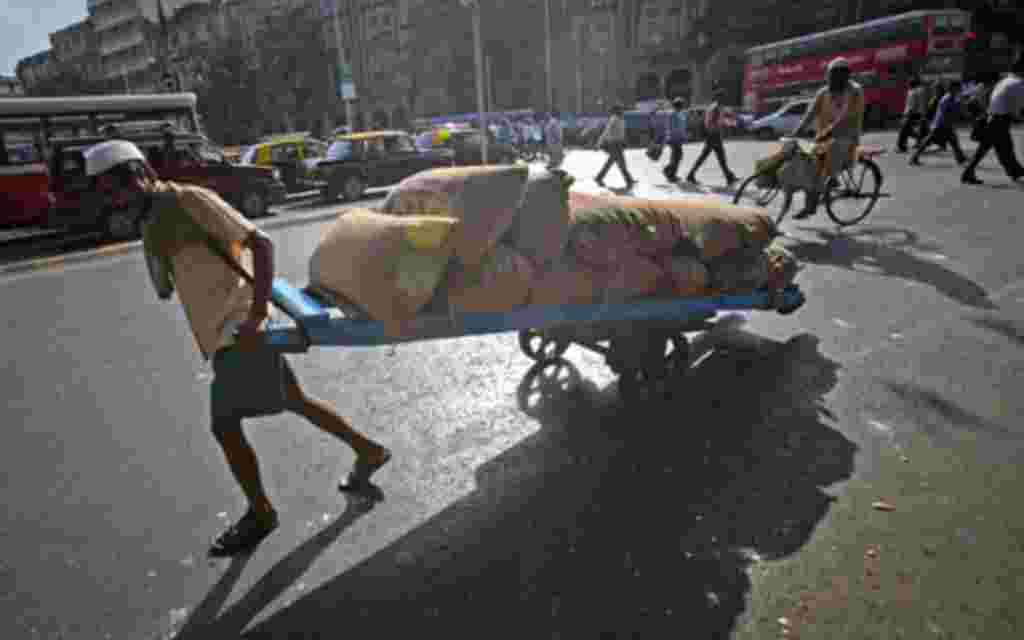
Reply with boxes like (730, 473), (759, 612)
(789, 57), (865, 219)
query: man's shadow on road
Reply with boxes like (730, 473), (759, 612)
(783, 225), (995, 310)
(170, 499), (377, 639)
(234, 328), (856, 637)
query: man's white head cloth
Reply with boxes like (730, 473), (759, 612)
(827, 57), (850, 72)
(84, 140), (146, 177)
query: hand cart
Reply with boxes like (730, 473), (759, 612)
(260, 279), (806, 400)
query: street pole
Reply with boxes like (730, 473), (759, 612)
(331, 0), (356, 131)
(576, 20), (584, 113)
(467, 1), (488, 164)
(544, 0), (553, 111)
(486, 55), (494, 112)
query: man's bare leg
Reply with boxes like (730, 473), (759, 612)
(209, 418), (279, 556)
(283, 378), (391, 490)
(213, 418), (275, 514)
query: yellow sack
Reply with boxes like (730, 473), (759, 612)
(308, 209), (457, 336)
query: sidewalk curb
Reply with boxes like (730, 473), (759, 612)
(0, 206), (346, 278)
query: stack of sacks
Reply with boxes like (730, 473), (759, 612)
(308, 209), (458, 336)
(528, 192), (799, 305)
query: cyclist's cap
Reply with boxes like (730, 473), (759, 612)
(827, 57), (851, 72)
(84, 140), (146, 176)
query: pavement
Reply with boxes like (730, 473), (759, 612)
(1, 130), (1023, 639)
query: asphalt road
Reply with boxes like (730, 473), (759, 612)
(2, 132), (1023, 639)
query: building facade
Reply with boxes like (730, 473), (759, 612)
(0, 75), (25, 96)
(15, 51), (55, 90)
(49, 20), (101, 83)
(87, 0), (217, 91)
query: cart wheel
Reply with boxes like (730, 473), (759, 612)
(518, 329), (569, 362)
(618, 367), (659, 403)
(665, 335), (691, 381)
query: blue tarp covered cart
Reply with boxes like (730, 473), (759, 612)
(261, 279), (806, 399)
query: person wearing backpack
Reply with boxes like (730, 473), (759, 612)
(83, 140), (392, 557)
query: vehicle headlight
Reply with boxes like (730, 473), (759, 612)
(272, 168), (282, 182)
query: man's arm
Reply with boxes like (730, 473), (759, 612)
(792, 107), (815, 138)
(237, 229), (274, 342)
(792, 94), (819, 137)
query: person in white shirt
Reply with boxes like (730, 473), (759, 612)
(897, 76), (927, 153)
(544, 110), (565, 170)
(962, 54), (1024, 185)
(595, 104), (636, 186)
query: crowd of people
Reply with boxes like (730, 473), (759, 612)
(899, 54), (1024, 185)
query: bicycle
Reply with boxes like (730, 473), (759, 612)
(733, 137), (885, 227)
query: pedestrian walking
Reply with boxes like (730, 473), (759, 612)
(962, 54), (1024, 185)
(910, 80), (967, 166)
(544, 110), (565, 170)
(595, 104), (636, 187)
(919, 81), (949, 152)
(661, 97), (688, 182)
(686, 89), (739, 185)
(897, 76), (928, 152)
(83, 140), (392, 557)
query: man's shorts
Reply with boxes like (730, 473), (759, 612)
(210, 347), (296, 420)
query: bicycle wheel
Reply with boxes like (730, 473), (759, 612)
(733, 174), (790, 225)
(825, 158), (882, 226)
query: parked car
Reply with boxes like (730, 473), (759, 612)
(47, 130), (287, 240)
(0, 141), (52, 227)
(240, 133), (328, 192)
(420, 127), (520, 165)
(318, 130), (453, 203)
(748, 99), (814, 140)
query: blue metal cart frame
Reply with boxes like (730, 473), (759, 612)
(260, 279), (806, 399)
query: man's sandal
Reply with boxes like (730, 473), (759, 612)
(338, 449), (392, 499)
(209, 508), (279, 557)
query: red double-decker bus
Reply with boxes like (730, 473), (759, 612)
(743, 9), (971, 128)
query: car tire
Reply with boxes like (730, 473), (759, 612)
(341, 174), (366, 202)
(241, 191), (269, 218)
(105, 207), (141, 242)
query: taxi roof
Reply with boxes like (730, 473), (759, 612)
(335, 130), (408, 141)
(257, 132), (320, 145)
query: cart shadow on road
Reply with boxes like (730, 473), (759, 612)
(234, 330), (856, 637)
(783, 225), (995, 310)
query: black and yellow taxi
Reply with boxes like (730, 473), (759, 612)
(318, 130), (453, 202)
(239, 132), (328, 192)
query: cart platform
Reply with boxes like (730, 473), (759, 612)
(261, 278), (805, 352)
